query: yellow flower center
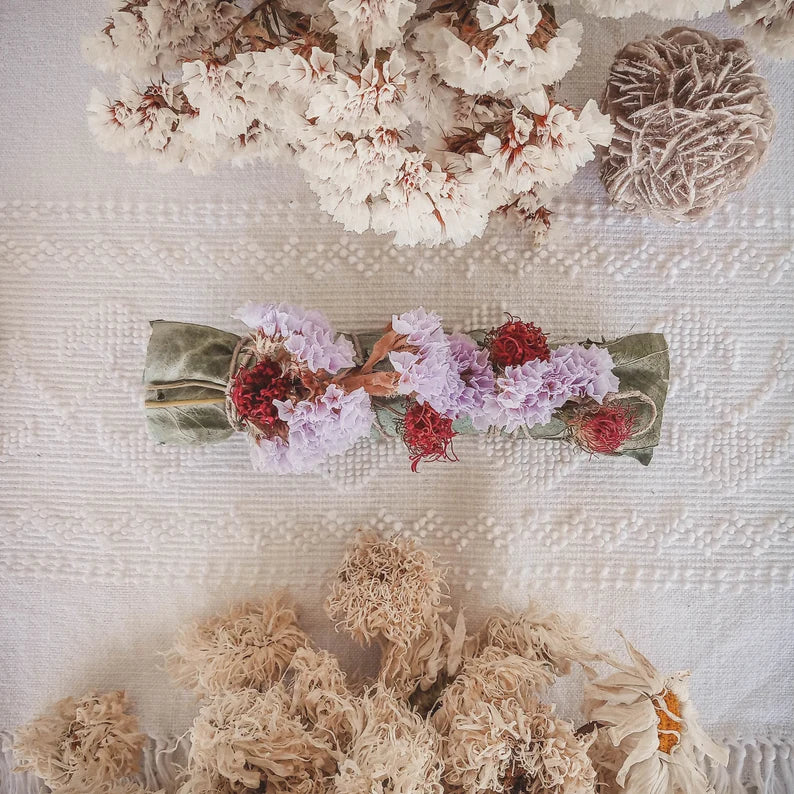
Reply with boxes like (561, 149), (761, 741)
(653, 690), (682, 753)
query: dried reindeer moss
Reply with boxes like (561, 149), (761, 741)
(13, 690), (146, 791)
(165, 592), (310, 696)
(483, 606), (596, 676)
(15, 532), (726, 794)
(188, 687), (336, 794)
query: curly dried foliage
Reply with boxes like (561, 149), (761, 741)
(326, 532), (449, 647)
(13, 690), (146, 790)
(165, 592), (310, 696)
(188, 687), (336, 793)
(335, 686), (444, 794)
(601, 27), (776, 222)
(14, 532), (724, 794)
(288, 647), (358, 746)
(326, 531), (460, 694)
(433, 652), (596, 794)
(483, 605), (596, 676)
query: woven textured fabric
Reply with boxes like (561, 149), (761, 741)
(0, 3), (792, 790)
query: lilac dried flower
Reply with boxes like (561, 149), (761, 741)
(249, 385), (374, 474)
(234, 302), (355, 374)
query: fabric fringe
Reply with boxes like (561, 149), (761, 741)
(1, 731), (791, 793)
(705, 735), (794, 794)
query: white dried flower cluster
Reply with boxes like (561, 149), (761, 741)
(563, 0), (794, 58)
(14, 532), (728, 794)
(85, 0), (613, 246)
(729, 0), (794, 58)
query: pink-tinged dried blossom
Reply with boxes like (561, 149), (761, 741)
(234, 302), (355, 374)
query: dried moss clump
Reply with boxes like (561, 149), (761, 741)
(14, 531), (727, 794)
(165, 592), (310, 696)
(13, 691), (146, 791)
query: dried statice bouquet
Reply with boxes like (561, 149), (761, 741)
(600, 28), (776, 222)
(15, 532), (728, 794)
(562, 0), (794, 59)
(85, 0), (614, 247)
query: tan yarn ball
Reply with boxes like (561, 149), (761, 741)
(600, 27), (776, 222)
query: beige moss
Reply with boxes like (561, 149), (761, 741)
(165, 592), (310, 696)
(333, 685), (444, 794)
(187, 686), (336, 793)
(13, 690), (145, 791)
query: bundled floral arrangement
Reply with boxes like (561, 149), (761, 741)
(143, 303), (669, 472)
(567, 0), (794, 59)
(85, 0), (615, 246)
(14, 532), (729, 794)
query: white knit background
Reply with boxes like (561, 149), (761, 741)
(0, 1), (792, 784)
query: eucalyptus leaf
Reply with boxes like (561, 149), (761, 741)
(144, 321), (241, 446)
(599, 333), (670, 465)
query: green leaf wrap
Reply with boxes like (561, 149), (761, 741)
(143, 323), (669, 463)
(143, 321), (240, 446)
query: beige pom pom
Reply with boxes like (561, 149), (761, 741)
(187, 687), (336, 793)
(433, 651), (595, 794)
(13, 690), (146, 791)
(165, 593), (310, 696)
(484, 605), (596, 676)
(600, 27), (776, 222)
(325, 531), (453, 693)
(288, 647), (358, 745)
(334, 686), (444, 794)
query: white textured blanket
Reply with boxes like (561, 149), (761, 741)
(0, 2), (792, 792)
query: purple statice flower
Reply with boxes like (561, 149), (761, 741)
(234, 301), (355, 374)
(550, 344), (619, 403)
(389, 308), (465, 416)
(248, 385), (374, 474)
(474, 359), (557, 432)
(447, 332), (495, 417)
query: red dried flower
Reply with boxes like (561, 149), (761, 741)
(230, 359), (294, 434)
(486, 316), (550, 368)
(401, 401), (458, 472)
(573, 403), (636, 454)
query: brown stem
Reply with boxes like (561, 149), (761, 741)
(215, 0), (272, 47)
(146, 380), (227, 392)
(145, 397), (227, 408)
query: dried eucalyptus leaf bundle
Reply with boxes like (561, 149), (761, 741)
(600, 28), (776, 223)
(14, 532), (728, 794)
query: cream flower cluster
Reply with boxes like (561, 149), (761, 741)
(86, 0), (614, 246)
(14, 532), (728, 794)
(567, 0), (794, 58)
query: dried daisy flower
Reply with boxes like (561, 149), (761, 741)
(335, 685), (444, 794)
(13, 690), (146, 791)
(165, 593), (310, 696)
(483, 605), (597, 676)
(188, 686), (336, 793)
(585, 635), (729, 794)
(325, 531), (453, 693)
(600, 28), (776, 223)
